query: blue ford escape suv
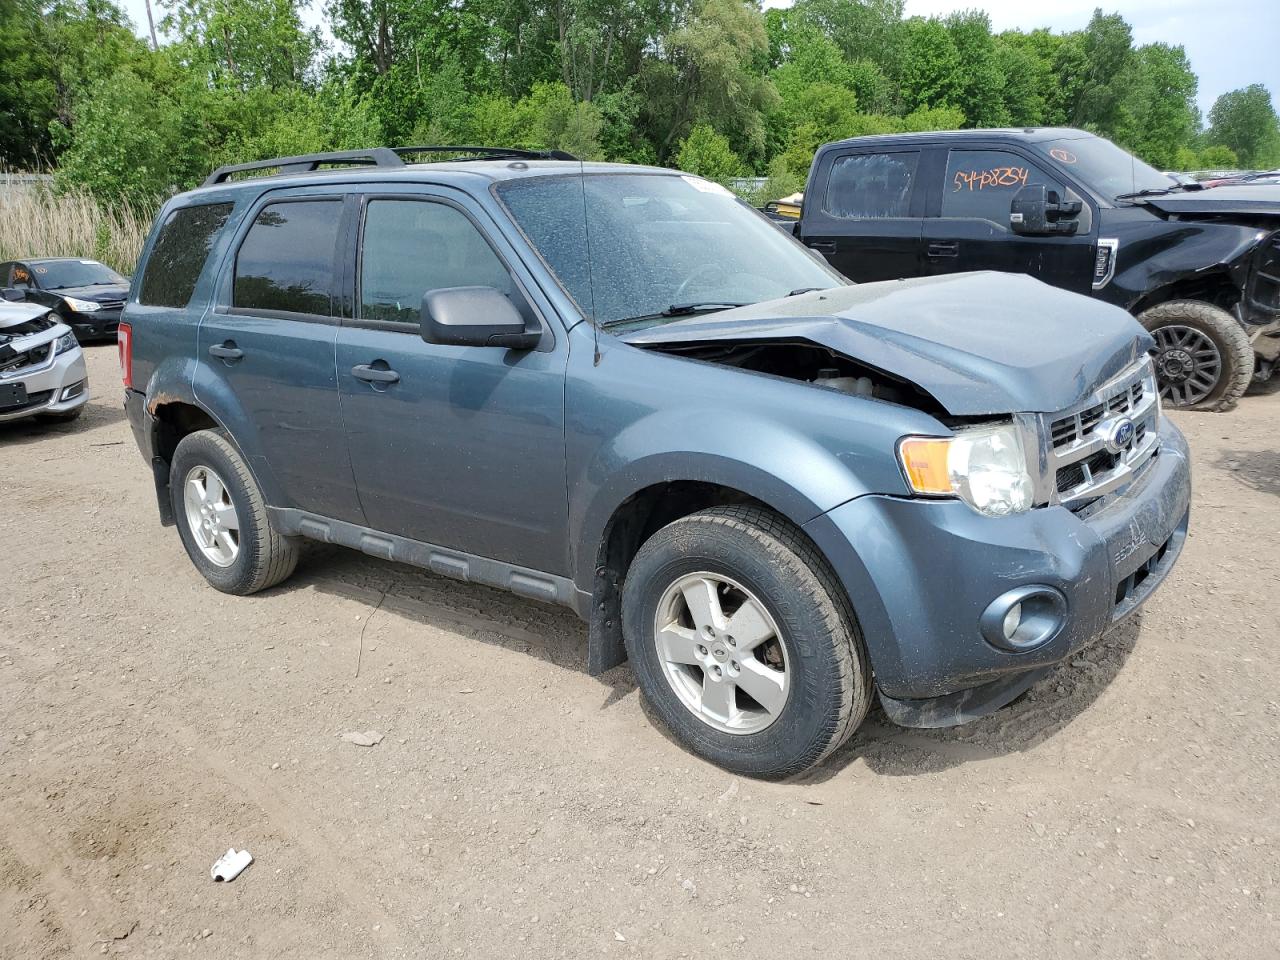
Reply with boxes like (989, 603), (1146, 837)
(121, 146), (1191, 778)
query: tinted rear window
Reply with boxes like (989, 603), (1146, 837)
(138, 203), (233, 307)
(233, 200), (342, 316)
(823, 152), (919, 219)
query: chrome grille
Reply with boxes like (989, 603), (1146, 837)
(1039, 358), (1161, 509)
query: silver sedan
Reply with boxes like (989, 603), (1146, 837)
(0, 300), (90, 423)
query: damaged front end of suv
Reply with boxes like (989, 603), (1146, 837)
(606, 271), (1190, 726)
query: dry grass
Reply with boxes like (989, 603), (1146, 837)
(0, 185), (153, 276)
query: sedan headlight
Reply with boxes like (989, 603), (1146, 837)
(897, 422), (1034, 517)
(55, 332), (78, 354)
(62, 296), (101, 313)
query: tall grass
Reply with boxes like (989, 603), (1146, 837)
(0, 185), (153, 276)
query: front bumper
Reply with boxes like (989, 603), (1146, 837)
(803, 418), (1191, 726)
(66, 308), (121, 341)
(0, 344), (89, 422)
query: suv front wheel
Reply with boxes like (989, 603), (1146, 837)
(170, 429), (298, 595)
(621, 506), (872, 779)
(1138, 300), (1254, 410)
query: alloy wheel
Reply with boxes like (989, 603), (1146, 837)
(652, 572), (790, 735)
(1152, 324), (1222, 406)
(183, 465), (241, 567)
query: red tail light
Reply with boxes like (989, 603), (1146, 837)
(118, 322), (133, 389)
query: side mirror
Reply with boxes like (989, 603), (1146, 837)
(1010, 184), (1081, 236)
(420, 285), (540, 350)
(0, 287), (24, 302)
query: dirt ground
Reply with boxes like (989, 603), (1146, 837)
(2, 343), (1277, 960)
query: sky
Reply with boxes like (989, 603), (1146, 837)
(119, 0), (1278, 118)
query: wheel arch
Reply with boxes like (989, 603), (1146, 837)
(581, 470), (847, 676)
(1128, 270), (1243, 317)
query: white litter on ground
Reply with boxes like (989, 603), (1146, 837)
(210, 848), (253, 882)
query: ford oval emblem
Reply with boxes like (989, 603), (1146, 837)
(1100, 416), (1135, 455)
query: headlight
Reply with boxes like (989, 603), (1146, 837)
(898, 422), (1034, 517)
(62, 296), (101, 313)
(55, 332), (78, 354)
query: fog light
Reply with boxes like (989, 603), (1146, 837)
(1002, 603), (1022, 640)
(60, 380), (86, 401)
(981, 586), (1067, 652)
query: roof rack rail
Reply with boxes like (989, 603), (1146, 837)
(390, 145), (579, 162)
(201, 144), (580, 188)
(203, 147), (404, 187)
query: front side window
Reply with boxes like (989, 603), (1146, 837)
(941, 150), (1062, 223)
(359, 200), (514, 325)
(233, 200), (342, 316)
(823, 152), (920, 219)
(139, 202), (233, 308)
(497, 173), (841, 328)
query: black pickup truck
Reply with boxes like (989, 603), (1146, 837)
(784, 128), (1280, 410)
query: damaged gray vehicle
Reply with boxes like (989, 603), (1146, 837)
(121, 150), (1190, 778)
(0, 295), (89, 424)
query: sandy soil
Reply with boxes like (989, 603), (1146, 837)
(2, 344), (1277, 959)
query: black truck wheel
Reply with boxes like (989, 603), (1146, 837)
(1138, 300), (1254, 411)
(170, 429), (299, 595)
(621, 505), (872, 779)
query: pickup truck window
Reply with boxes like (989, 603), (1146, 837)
(941, 150), (1061, 223)
(823, 152), (919, 219)
(233, 200), (342, 317)
(138, 202), (233, 308)
(359, 199), (514, 325)
(497, 173), (838, 328)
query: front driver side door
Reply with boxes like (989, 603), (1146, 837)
(335, 190), (570, 575)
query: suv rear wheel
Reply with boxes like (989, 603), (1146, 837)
(170, 429), (298, 595)
(1138, 300), (1253, 410)
(621, 506), (872, 779)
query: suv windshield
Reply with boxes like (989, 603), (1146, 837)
(497, 173), (841, 328)
(1033, 136), (1176, 201)
(34, 260), (126, 290)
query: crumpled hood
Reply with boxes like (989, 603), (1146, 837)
(621, 272), (1151, 415)
(0, 300), (53, 327)
(1143, 185), (1280, 218)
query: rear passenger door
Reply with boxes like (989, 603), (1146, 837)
(196, 191), (366, 523)
(800, 148), (925, 282)
(922, 147), (1096, 294)
(335, 189), (569, 575)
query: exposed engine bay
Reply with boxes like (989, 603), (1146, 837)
(639, 340), (947, 415)
(0, 311), (56, 347)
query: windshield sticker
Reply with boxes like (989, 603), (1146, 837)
(680, 175), (733, 197)
(12, 267), (29, 283)
(952, 166), (1029, 191)
(33, 266), (47, 273)
(1049, 148), (1078, 164)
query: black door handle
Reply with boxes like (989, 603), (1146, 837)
(208, 341), (244, 361)
(807, 240), (837, 255)
(351, 363), (400, 385)
(927, 241), (960, 259)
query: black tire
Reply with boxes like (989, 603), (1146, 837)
(1138, 300), (1254, 411)
(37, 406), (83, 423)
(621, 505), (872, 779)
(169, 429), (298, 595)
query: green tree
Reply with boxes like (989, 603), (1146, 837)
(1206, 84), (1280, 168)
(0, 0), (56, 166)
(943, 10), (1008, 127)
(675, 122), (742, 182)
(896, 17), (962, 113)
(1117, 43), (1198, 170)
(1067, 9), (1133, 136)
(639, 0), (777, 165)
(160, 0), (319, 90)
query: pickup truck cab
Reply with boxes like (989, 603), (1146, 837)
(120, 146), (1190, 778)
(791, 128), (1280, 410)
